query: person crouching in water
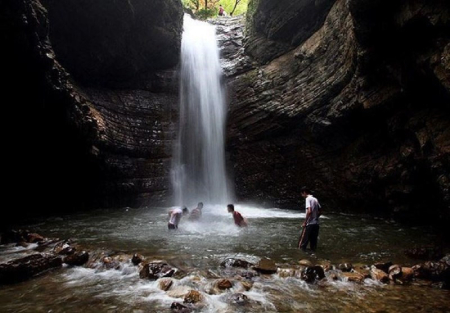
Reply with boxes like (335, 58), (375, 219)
(227, 204), (247, 227)
(168, 207), (189, 230)
(189, 202), (203, 221)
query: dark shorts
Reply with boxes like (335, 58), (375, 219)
(168, 223), (177, 230)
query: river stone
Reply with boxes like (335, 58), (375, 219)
(318, 261), (333, 271)
(373, 262), (393, 274)
(278, 268), (297, 278)
(54, 242), (75, 255)
(388, 264), (402, 281)
(170, 302), (192, 313)
(63, 251), (89, 266)
(254, 258), (277, 274)
(139, 261), (176, 280)
(132, 253), (144, 265)
(102, 256), (121, 270)
(338, 263), (353, 272)
(167, 286), (190, 298)
(341, 271), (365, 283)
(370, 265), (389, 283)
(440, 254), (450, 266)
(301, 266), (325, 283)
(299, 259), (313, 267)
(183, 290), (203, 304)
(216, 279), (233, 290)
(27, 233), (44, 243)
(220, 258), (252, 268)
(158, 278), (173, 291)
(0, 253), (63, 284)
(227, 293), (249, 306)
(240, 281), (253, 291)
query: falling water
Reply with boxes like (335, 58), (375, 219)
(172, 15), (232, 206)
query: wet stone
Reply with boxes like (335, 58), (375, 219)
(370, 265), (389, 283)
(140, 261), (176, 280)
(216, 278), (233, 290)
(158, 278), (173, 291)
(63, 251), (89, 266)
(301, 266), (325, 283)
(227, 293), (249, 306)
(220, 258), (252, 268)
(170, 302), (192, 313)
(338, 263), (353, 272)
(341, 271), (365, 283)
(299, 259), (313, 267)
(132, 253), (144, 265)
(183, 290), (203, 304)
(254, 258), (277, 274)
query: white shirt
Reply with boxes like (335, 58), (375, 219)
(169, 208), (182, 225)
(305, 195), (320, 225)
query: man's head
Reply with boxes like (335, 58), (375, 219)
(182, 207), (189, 215)
(198, 202), (204, 209)
(301, 186), (310, 198)
(227, 204), (234, 213)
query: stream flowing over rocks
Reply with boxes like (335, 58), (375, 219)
(1, 207), (450, 312)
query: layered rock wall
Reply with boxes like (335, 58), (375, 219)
(227, 0), (450, 226)
(2, 0), (183, 224)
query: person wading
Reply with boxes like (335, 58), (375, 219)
(298, 187), (322, 252)
(227, 204), (248, 227)
(168, 207), (189, 230)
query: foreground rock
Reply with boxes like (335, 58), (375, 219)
(253, 258), (277, 274)
(139, 261), (177, 280)
(0, 254), (62, 284)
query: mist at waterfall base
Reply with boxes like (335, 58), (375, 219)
(171, 15), (233, 208)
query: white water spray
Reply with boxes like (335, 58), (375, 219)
(172, 15), (232, 206)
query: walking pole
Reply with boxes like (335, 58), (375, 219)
(298, 225), (306, 249)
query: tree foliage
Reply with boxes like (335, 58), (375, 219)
(181, 0), (249, 18)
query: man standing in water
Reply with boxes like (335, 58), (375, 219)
(168, 207), (189, 230)
(189, 202), (203, 221)
(227, 204), (248, 227)
(298, 187), (321, 252)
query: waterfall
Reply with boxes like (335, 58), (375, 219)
(171, 15), (232, 207)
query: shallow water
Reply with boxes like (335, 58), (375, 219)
(1, 205), (449, 312)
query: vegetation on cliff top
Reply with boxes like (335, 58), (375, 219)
(182, 0), (249, 19)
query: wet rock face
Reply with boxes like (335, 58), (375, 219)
(226, 0), (450, 228)
(2, 0), (182, 221)
(245, 0), (336, 63)
(40, 0), (183, 86)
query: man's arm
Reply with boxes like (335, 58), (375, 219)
(303, 207), (311, 227)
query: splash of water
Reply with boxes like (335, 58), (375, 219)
(172, 15), (233, 207)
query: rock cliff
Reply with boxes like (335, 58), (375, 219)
(226, 0), (450, 226)
(2, 0), (183, 224)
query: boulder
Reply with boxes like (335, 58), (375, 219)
(253, 258), (277, 274)
(0, 254), (62, 284)
(370, 265), (389, 283)
(158, 278), (173, 291)
(139, 261), (176, 280)
(183, 290), (203, 304)
(63, 251), (89, 266)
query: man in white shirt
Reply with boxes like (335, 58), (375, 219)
(298, 186), (322, 252)
(168, 207), (189, 230)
